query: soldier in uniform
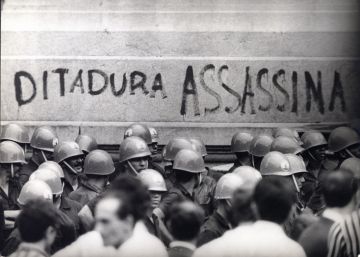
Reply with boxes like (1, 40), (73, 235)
(75, 134), (98, 157)
(54, 141), (84, 197)
(69, 149), (114, 207)
(0, 123), (30, 160)
(228, 132), (254, 172)
(249, 134), (274, 170)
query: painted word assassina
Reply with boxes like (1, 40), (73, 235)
(14, 64), (346, 116)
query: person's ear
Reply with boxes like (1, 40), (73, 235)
(124, 215), (135, 228)
(45, 226), (57, 245)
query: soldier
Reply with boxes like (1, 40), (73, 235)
(54, 141), (84, 196)
(30, 168), (82, 233)
(0, 123), (30, 158)
(232, 165), (262, 190)
(197, 173), (245, 246)
(149, 127), (160, 158)
(274, 127), (303, 145)
(117, 136), (151, 177)
(69, 150), (115, 207)
(249, 134), (274, 170)
(20, 126), (58, 185)
(326, 126), (360, 170)
(270, 136), (305, 156)
(229, 132), (254, 172)
(138, 169), (172, 245)
(75, 134), (98, 157)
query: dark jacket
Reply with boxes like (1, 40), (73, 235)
(0, 178), (21, 211)
(197, 212), (231, 246)
(68, 182), (102, 207)
(59, 196), (82, 233)
(18, 159), (38, 187)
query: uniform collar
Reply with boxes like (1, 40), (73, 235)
(81, 181), (103, 194)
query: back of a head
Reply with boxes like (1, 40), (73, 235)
(17, 199), (58, 243)
(253, 176), (295, 224)
(168, 201), (205, 241)
(107, 175), (151, 222)
(322, 170), (358, 208)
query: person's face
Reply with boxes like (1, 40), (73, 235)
(309, 145), (327, 161)
(44, 226), (57, 253)
(95, 198), (134, 248)
(293, 173), (306, 190)
(347, 143), (360, 158)
(0, 163), (22, 178)
(66, 156), (84, 174)
(149, 191), (162, 209)
(33, 149), (53, 162)
(128, 156), (148, 172)
(149, 143), (158, 155)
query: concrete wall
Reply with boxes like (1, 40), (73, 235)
(1, 0), (360, 144)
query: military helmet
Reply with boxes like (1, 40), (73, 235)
(162, 138), (194, 162)
(30, 168), (63, 195)
(124, 123), (152, 145)
(138, 169), (167, 192)
(232, 166), (262, 186)
(0, 123), (30, 144)
(17, 180), (53, 205)
(340, 157), (360, 178)
(54, 141), (84, 163)
(230, 132), (253, 153)
(301, 131), (327, 151)
(328, 127), (360, 153)
(190, 138), (207, 157)
(173, 149), (206, 173)
(30, 126), (58, 152)
(270, 136), (305, 155)
(249, 134), (274, 157)
(284, 154), (308, 175)
(0, 141), (27, 164)
(149, 127), (159, 144)
(215, 173), (245, 199)
(260, 151), (292, 176)
(274, 127), (302, 144)
(75, 134), (98, 154)
(38, 161), (64, 178)
(84, 149), (115, 176)
(119, 136), (151, 163)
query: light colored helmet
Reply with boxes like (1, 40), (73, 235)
(173, 149), (206, 173)
(84, 150), (115, 176)
(230, 132), (253, 153)
(138, 169), (167, 192)
(301, 131), (327, 151)
(215, 173), (245, 199)
(17, 180), (53, 205)
(260, 151), (292, 176)
(0, 123), (30, 144)
(30, 168), (63, 195)
(190, 138), (207, 157)
(232, 166), (262, 187)
(38, 161), (64, 178)
(119, 136), (151, 163)
(274, 127), (302, 144)
(124, 123), (152, 145)
(75, 135), (98, 154)
(270, 136), (305, 155)
(54, 141), (84, 163)
(328, 127), (360, 153)
(0, 141), (27, 164)
(30, 126), (58, 152)
(285, 154), (308, 175)
(149, 127), (159, 144)
(340, 157), (360, 178)
(249, 134), (274, 157)
(162, 138), (194, 162)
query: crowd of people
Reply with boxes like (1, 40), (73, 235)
(0, 123), (359, 257)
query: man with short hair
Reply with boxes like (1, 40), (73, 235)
(167, 201), (204, 257)
(299, 170), (358, 257)
(8, 200), (58, 257)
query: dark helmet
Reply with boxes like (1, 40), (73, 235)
(230, 132), (253, 153)
(328, 127), (360, 153)
(301, 131), (327, 151)
(124, 123), (152, 145)
(30, 126), (58, 152)
(84, 150), (115, 176)
(270, 136), (305, 155)
(173, 149), (206, 173)
(0, 123), (30, 144)
(119, 136), (151, 163)
(75, 135), (98, 154)
(162, 138), (194, 162)
(249, 134), (274, 157)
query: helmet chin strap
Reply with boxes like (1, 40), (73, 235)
(10, 164), (14, 178)
(63, 160), (78, 175)
(345, 149), (356, 158)
(41, 150), (48, 162)
(127, 161), (139, 176)
(251, 155), (255, 168)
(292, 174), (300, 193)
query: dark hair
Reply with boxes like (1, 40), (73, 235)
(174, 170), (196, 183)
(253, 176), (295, 224)
(106, 175), (150, 222)
(322, 170), (358, 207)
(168, 201), (204, 241)
(17, 200), (58, 242)
(230, 188), (256, 226)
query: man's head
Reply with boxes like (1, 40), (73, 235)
(95, 175), (150, 248)
(17, 200), (58, 251)
(167, 201), (204, 242)
(322, 170), (358, 208)
(253, 176), (296, 224)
